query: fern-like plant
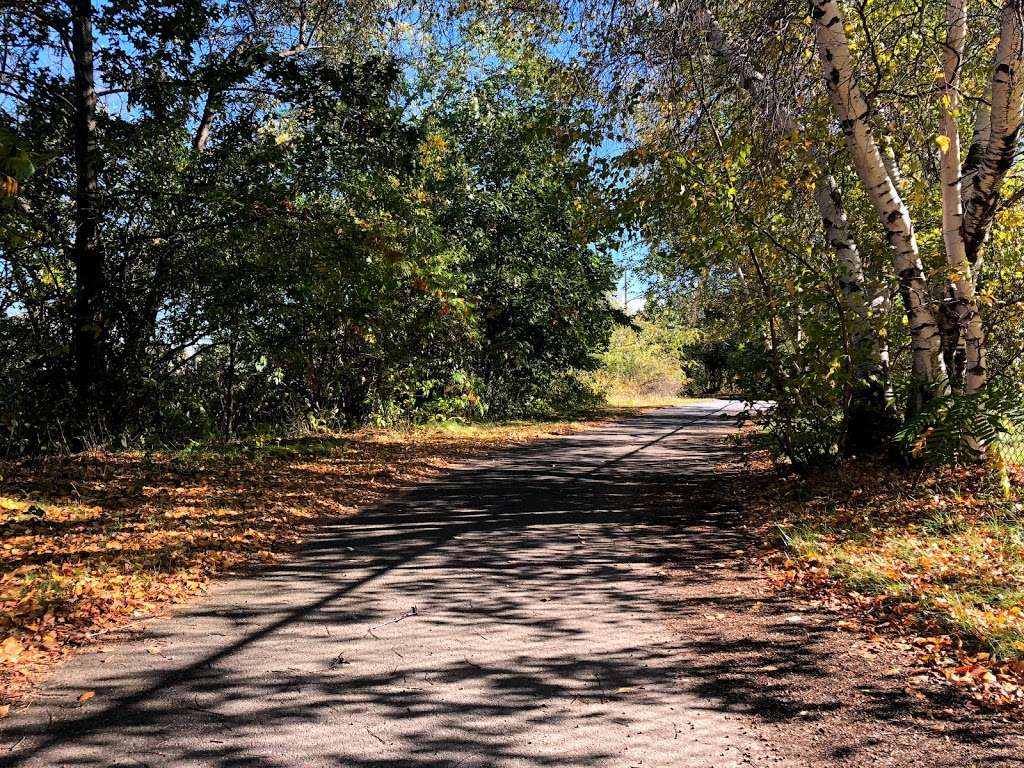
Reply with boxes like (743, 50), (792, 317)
(896, 386), (1024, 467)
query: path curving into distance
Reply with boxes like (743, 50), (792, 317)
(1, 400), (794, 768)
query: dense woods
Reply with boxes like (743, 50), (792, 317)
(3, 0), (1024, 467)
(1, 0), (620, 451)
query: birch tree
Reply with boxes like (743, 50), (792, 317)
(961, 2), (1024, 274)
(809, 0), (1024, 413)
(688, 3), (893, 447)
(937, 0), (986, 396)
(810, 0), (950, 414)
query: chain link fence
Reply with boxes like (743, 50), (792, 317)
(990, 355), (1024, 475)
(1002, 430), (1024, 472)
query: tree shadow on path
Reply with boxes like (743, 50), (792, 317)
(3, 402), (1018, 767)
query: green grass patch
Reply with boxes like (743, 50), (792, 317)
(751, 458), (1024, 662)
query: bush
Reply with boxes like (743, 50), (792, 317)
(591, 320), (690, 403)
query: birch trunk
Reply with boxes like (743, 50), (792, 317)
(961, 1), (1024, 271)
(810, 0), (948, 408)
(811, 173), (873, 353)
(939, 0), (987, 395)
(694, 5), (890, 420)
(961, 85), (991, 195)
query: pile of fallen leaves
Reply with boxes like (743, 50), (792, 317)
(740, 452), (1024, 716)
(0, 415), (619, 707)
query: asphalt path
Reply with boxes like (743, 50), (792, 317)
(1, 400), (790, 767)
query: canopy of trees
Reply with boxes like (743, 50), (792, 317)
(1, 0), (621, 451)
(4, 0), (1024, 468)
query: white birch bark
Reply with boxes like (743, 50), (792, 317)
(812, 172), (878, 359)
(961, 85), (991, 194)
(939, 0), (987, 394)
(695, 5), (882, 372)
(961, 1), (1024, 269)
(810, 0), (949, 397)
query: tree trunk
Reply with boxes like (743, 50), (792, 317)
(812, 172), (894, 450)
(694, 5), (893, 449)
(193, 33), (255, 151)
(193, 91), (220, 151)
(961, 85), (991, 199)
(223, 334), (236, 443)
(939, 0), (987, 397)
(811, 0), (949, 414)
(961, 0), (1024, 273)
(70, 0), (106, 426)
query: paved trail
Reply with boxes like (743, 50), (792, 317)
(1, 401), (792, 767)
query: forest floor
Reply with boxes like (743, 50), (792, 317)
(734, 444), (1024, 715)
(0, 402), (1022, 767)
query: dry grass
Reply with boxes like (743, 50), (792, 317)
(603, 394), (700, 409)
(0, 412), (634, 706)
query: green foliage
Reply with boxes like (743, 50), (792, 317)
(678, 337), (739, 395)
(0, 2), (618, 452)
(635, 142), (878, 469)
(897, 386), (1024, 467)
(591, 319), (690, 402)
(755, 400), (845, 471)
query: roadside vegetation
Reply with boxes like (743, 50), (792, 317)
(589, 320), (694, 407)
(739, 446), (1024, 714)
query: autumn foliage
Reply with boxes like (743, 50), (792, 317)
(742, 452), (1024, 715)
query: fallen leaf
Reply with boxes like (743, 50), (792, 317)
(0, 637), (24, 663)
(78, 691), (95, 703)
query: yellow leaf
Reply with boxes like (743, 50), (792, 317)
(78, 690), (95, 703)
(934, 134), (951, 154)
(0, 637), (24, 663)
(0, 175), (16, 198)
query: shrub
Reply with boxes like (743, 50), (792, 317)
(591, 320), (690, 402)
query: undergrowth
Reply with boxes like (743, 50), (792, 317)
(744, 451), (1024, 712)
